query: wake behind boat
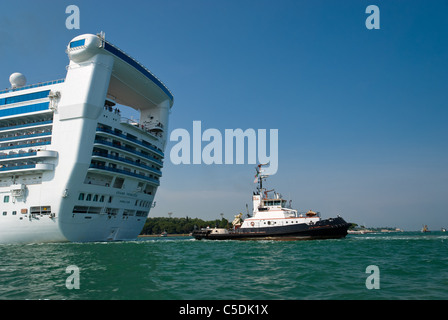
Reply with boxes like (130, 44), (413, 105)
(192, 164), (351, 240)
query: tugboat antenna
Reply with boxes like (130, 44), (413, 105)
(255, 163), (269, 196)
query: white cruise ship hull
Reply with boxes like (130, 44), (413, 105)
(0, 215), (65, 244)
(0, 34), (173, 243)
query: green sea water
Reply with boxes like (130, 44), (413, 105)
(0, 232), (447, 300)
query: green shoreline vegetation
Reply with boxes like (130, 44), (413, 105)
(140, 217), (230, 235)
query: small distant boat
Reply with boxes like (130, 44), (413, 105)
(421, 225), (430, 233)
(348, 229), (371, 235)
(441, 228), (446, 232)
(160, 231), (168, 237)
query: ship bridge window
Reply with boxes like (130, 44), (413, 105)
(3, 195), (9, 203)
(70, 39), (85, 48)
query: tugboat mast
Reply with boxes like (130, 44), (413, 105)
(255, 163), (269, 198)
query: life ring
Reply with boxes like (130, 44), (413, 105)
(251, 222), (255, 227)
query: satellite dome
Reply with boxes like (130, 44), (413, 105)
(9, 73), (27, 89)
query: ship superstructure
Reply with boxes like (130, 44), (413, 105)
(0, 33), (173, 243)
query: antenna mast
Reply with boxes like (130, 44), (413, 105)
(255, 164), (269, 197)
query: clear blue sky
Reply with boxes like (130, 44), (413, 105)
(1, 0), (447, 230)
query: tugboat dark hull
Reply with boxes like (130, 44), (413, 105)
(192, 217), (350, 241)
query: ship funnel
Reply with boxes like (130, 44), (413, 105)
(9, 72), (27, 89)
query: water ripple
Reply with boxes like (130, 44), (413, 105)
(0, 233), (447, 299)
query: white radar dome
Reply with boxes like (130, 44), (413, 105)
(9, 73), (27, 88)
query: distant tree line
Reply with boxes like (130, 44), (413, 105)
(348, 223), (398, 231)
(140, 217), (230, 235)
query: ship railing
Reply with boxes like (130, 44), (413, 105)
(0, 131), (51, 142)
(120, 118), (163, 140)
(0, 120), (53, 132)
(0, 164), (35, 172)
(96, 125), (164, 157)
(0, 151), (37, 160)
(92, 151), (162, 175)
(140, 119), (164, 132)
(0, 140), (51, 151)
(93, 139), (163, 166)
(0, 79), (65, 95)
(89, 163), (160, 185)
(0, 163), (53, 172)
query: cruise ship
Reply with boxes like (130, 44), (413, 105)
(0, 33), (174, 243)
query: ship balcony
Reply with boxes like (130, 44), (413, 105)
(120, 118), (164, 140)
(0, 130), (52, 143)
(93, 138), (163, 167)
(0, 149), (58, 162)
(0, 162), (54, 174)
(0, 138), (51, 151)
(88, 163), (160, 186)
(95, 126), (164, 158)
(91, 151), (162, 176)
(0, 119), (53, 132)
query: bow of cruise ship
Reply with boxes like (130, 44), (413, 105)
(0, 33), (173, 243)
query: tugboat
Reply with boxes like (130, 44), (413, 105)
(192, 164), (351, 240)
